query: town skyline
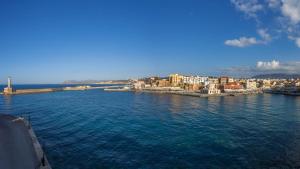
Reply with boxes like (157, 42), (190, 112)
(1, 0), (300, 83)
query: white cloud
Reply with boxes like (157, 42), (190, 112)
(257, 29), (272, 42)
(222, 60), (300, 75)
(257, 60), (280, 70)
(288, 36), (300, 47)
(231, 0), (264, 18)
(255, 60), (300, 73)
(227, 1), (272, 48)
(281, 0), (300, 24)
(279, 0), (300, 48)
(225, 37), (259, 47)
(228, 0), (300, 48)
(225, 30), (271, 47)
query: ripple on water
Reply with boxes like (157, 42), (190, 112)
(1, 89), (300, 169)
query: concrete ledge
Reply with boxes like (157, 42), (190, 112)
(23, 119), (52, 169)
(0, 114), (51, 169)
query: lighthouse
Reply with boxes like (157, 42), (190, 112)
(3, 76), (13, 95)
(7, 76), (12, 89)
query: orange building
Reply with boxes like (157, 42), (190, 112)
(184, 84), (202, 91)
(223, 82), (243, 90)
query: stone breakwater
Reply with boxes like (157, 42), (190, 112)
(15, 88), (64, 94)
(1, 85), (128, 95)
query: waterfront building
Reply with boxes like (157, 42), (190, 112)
(169, 74), (183, 87)
(184, 84), (202, 91)
(140, 77), (159, 87)
(262, 79), (271, 89)
(3, 77), (13, 95)
(133, 81), (145, 89)
(200, 83), (221, 94)
(149, 77), (160, 87)
(271, 81), (278, 87)
(156, 79), (170, 87)
(219, 77), (229, 85)
(208, 77), (219, 84)
(228, 77), (234, 83)
(223, 82), (244, 93)
(224, 82), (244, 90)
(144, 84), (151, 88)
(277, 82), (285, 88)
(240, 79), (247, 83)
(182, 76), (209, 86)
(246, 80), (257, 90)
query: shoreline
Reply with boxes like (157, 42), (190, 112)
(131, 89), (261, 98)
(103, 87), (263, 97)
(264, 90), (300, 96)
(2, 86), (298, 97)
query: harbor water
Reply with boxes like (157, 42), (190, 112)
(0, 85), (300, 169)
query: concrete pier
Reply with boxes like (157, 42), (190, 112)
(0, 114), (51, 169)
(0, 85), (129, 95)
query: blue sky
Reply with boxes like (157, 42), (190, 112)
(0, 0), (299, 83)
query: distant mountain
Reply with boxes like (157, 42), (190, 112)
(62, 80), (130, 84)
(252, 73), (300, 79)
(63, 80), (99, 84)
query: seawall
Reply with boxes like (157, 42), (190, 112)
(132, 89), (261, 98)
(15, 88), (63, 94)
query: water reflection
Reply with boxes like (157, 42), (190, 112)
(1, 95), (13, 114)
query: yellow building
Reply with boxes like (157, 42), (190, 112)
(263, 79), (271, 89)
(169, 74), (183, 87)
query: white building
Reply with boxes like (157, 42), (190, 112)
(183, 76), (209, 86)
(200, 83), (221, 95)
(133, 81), (145, 89)
(208, 77), (219, 84)
(262, 79), (271, 89)
(228, 78), (234, 83)
(246, 80), (257, 90)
